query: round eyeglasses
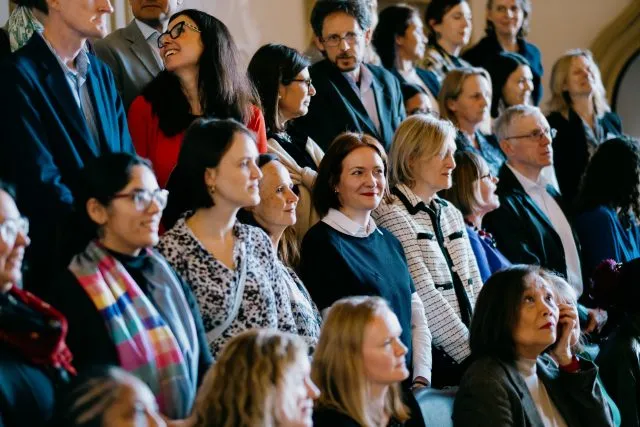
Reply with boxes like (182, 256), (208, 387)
(0, 217), (29, 244)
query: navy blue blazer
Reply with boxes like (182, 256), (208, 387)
(295, 59), (406, 152)
(463, 34), (544, 106)
(0, 34), (134, 287)
(391, 67), (441, 100)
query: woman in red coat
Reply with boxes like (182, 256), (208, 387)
(128, 9), (267, 188)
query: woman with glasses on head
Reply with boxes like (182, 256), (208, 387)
(372, 4), (440, 114)
(441, 150), (511, 283)
(0, 181), (78, 427)
(158, 119), (300, 361)
(127, 9), (267, 189)
(463, 0), (543, 106)
(546, 49), (623, 204)
(439, 67), (505, 178)
(420, 0), (473, 84)
(374, 115), (482, 388)
(45, 153), (212, 421)
(248, 43), (324, 240)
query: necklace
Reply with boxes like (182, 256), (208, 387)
(466, 221), (498, 248)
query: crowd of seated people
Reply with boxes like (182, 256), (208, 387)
(1, 0), (639, 425)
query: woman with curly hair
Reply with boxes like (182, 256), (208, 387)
(191, 329), (319, 427)
(574, 137), (640, 280)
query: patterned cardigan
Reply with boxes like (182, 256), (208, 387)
(373, 184), (482, 363)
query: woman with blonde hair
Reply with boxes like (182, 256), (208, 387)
(192, 329), (319, 427)
(312, 296), (411, 426)
(546, 49), (623, 204)
(439, 67), (505, 177)
(374, 114), (482, 387)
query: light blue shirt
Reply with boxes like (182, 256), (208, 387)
(135, 19), (163, 67)
(343, 65), (382, 134)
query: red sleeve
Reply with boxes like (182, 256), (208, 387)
(247, 104), (268, 153)
(127, 96), (153, 158)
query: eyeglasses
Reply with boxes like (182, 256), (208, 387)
(0, 217), (29, 243)
(289, 78), (313, 89)
(505, 128), (557, 141)
(479, 172), (494, 180)
(158, 21), (201, 49)
(112, 189), (169, 212)
(321, 32), (362, 47)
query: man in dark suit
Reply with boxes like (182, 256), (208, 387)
(484, 105), (583, 292)
(296, 0), (405, 152)
(0, 0), (134, 293)
(94, 0), (182, 110)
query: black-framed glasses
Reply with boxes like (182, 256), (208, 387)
(505, 128), (557, 141)
(289, 78), (313, 89)
(321, 32), (362, 47)
(112, 189), (169, 212)
(0, 217), (29, 243)
(158, 21), (201, 49)
(479, 172), (494, 180)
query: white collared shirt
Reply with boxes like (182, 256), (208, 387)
(135, 19), (163, 67)
(322, 208), (381, 238)
(507, 163), (583, 294)
(343, 65), (382, 134)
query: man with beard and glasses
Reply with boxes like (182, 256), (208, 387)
(94, 0), (183, 110)
(296, 0), (405, 152)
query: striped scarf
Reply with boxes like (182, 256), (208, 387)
(68, 241), (197, 419)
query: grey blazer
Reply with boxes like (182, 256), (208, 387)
(453, 354), (614, 427)
(94, 20), (162, 111)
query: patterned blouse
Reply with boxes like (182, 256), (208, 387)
(157, 217), (298, 359)
(419, 43), (472, 84)
(279, 263), (322, 349)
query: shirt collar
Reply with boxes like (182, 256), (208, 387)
(40, 33), (91, 80)
(342, 64), (373, 91)
(322, 208), (381, 237)
(393, 184), (447, 214)
(135, 18), (161, 41)
(506, 162), (545, 192)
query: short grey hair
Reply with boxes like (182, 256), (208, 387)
(493, 104), (543, 142)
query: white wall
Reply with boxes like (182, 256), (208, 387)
(0, 0), (9, 26)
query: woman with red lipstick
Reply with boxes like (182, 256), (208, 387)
(299, 132), (433, 390)
(127, 9), (267, 189)
(374, 114), (482, 388)
(0, 181), (77, 427)
(546, 49), (623, 205)
(46, 153), (212, 421)
(453, 265), (615, 427)
(439, 67), (506, 178)
(158, 119), (299, 361)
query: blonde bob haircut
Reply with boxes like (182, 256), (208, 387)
(388, 114), (457, 189)
(192, 329), (308, 427)
(312, 296), (410, 426)
(547, 49), (610, 118)
(438, 67), (492, 127)
(440, 150), (487, 217)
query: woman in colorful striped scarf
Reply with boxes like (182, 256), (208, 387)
(45, 153), (212, 422)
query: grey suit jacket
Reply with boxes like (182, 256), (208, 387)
(94, 20), (162, 111)
(453, 354), (614, 427)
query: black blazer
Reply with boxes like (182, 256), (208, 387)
(453, 354), (615, 427)
(0, 34), (134, 289)
(391, 67), (441, 100)
(463, 34), (543, 105)
(296, 59), (406, 152)
(483, 164), (580, 279)
(0, 29), (10, 61)
(546, 109), (623, 205)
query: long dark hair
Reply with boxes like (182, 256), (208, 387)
(142, 9), (255, 137)
(163, 118), (256, 230)
(248, 43), (310, 133)
(372, 4), (419, 70)
(424, 0), (467, 44)
(575, 137), (640, 224)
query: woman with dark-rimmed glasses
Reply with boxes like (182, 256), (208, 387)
(45, 153), (212, 421)
(127, 9), (268, 189)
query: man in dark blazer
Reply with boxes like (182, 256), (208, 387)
(483, 105), (583, 293)
(295, 0), (405, 152)
(94, 0), (182, 110)
(0, 0), (134, 293)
